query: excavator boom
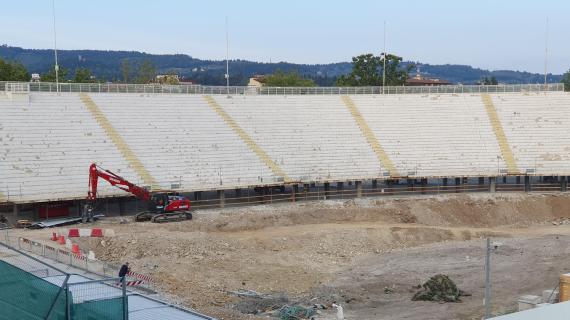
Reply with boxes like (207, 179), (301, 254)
(88, 163), (151, 202)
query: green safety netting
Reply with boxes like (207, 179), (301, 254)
(0, 261), (127, 320)
(0, 261), (67, 320)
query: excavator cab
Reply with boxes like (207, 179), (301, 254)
(149, 193), (170, 213)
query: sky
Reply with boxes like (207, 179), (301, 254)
(0, 0), (568, 74)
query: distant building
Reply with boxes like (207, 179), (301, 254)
(248, 75), (266, 87)
(405, 68), (451, 86)
(156, 74), (180, 84)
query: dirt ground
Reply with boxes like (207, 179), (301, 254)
(15, 193), (570, 319)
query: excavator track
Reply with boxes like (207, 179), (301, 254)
(136, 211), (192, 223)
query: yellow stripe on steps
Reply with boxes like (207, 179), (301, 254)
(203, 96), (290, 182)
(79, 93), (160, 189)
(481, 94), (520, 175)
(341, 95), (400, 178)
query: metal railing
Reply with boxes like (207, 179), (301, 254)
(0, 81), (564, 95)
(7, 235), (156, 293)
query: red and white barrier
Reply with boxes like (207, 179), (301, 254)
(127, 271), (154, 283)
(61, 228), (113, 238)
(115, 280), (145, 287)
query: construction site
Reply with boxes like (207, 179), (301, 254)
(1, 81), (570, 319)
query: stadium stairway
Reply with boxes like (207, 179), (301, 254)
(203, 95), (290, 182)
(481, 93), (520, 175)
(341, 95), (400, 177)
(79, 93), (160, 190)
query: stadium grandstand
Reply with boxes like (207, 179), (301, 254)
(0, 81), (569, 220)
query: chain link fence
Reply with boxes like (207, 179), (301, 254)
(0, 81), (564, 95)
(0, 227), (128, 320)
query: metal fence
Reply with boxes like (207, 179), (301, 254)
(0, 233), (128, 320)
(7, 235), (156, 293)
(0, 81), (564, 95)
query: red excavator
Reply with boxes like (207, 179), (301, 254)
(83, 163), (192, 223)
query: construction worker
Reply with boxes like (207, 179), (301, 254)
(118, 262), (130, 282)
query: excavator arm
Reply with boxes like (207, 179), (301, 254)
(88, 163), (151, 202)
(83, 163), (151, 222)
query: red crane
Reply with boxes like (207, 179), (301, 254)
(84, 163), (192, 223)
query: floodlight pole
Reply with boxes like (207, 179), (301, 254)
(225, 16), (230, 95)
(52, 0), (59, 93)
(382, 21), (387, 93)
(544, 17), (548, 92)
(484, 237), (492, 319)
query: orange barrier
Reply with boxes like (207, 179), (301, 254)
(58, 235), (65, 245)
(71, 243), (80, 254)
(51, 232), (58, 241)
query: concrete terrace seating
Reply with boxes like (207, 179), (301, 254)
(351, 94), (505, 177)
(89, 93), (276, 190)
(211, 95), (383, 181)
(0, 93), (139, 203)
(492, 92), (570, 175)
(2, 90), (570, 204)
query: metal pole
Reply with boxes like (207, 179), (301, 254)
(484, 237), (492, 319)
(225, 16), (230, 95)
(382, 21), (387, 92)
(544, 17), (548, 92)
(52, 0), (59, 93)
(122, 276), (128, 320)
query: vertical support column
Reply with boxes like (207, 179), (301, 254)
(421, 178), (427, 194)
(291, 184), (299, 202)
(561, 176), (567, 192)
(337, 182), (344, 198)
(218, 190), (226, 208)
(304, 184), (310, 200)
(118, 198), (125, 216)
(524, 176), (531, 192)
(13, 204), (19, 217)
(407, 179), (414, 192)
(355, 181), (363, 198)
(516, 176), (521, 185)
(235, 188), (242, 198)
(442, 178), (448, 186)
(489, 177), (497, 193)
(324, 182), (330, 199)
(194, 191), (202, 202)
(455, 177), (461, 193)
(372, 180), (378, 189)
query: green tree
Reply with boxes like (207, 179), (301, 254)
(41, 65), (69, 82)
(0, 58), (30, 81)
(73, 67), (95, 83)
(135, 60), (156, 84)
(480, 76), (498, 85)
(562, 70), (570, 91)
(336, 53), (412, 86)
(120, 58), (130, 83)
(262, 70), (316, 87)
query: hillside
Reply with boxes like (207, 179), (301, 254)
(0, 45), (562, 85)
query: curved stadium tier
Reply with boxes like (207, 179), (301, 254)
(1, 83), (569, 203)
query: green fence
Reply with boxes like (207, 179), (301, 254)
(0, 238), (128, 320)
(0, 260), (67, 320)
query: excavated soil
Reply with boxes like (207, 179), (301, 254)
(18, 193), (570, 319)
